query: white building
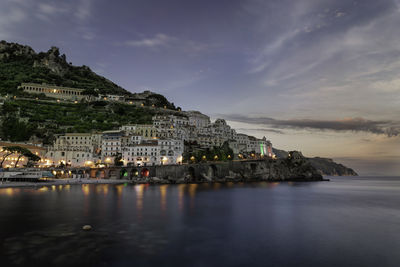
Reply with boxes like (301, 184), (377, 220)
(46, 133), (96, 167)
(98, 94), (125, 102)
(185, 110), (211, 128)
(101, 130), (126, 161)
(122, 140), (159, 166)
(120, 124), (157, 138)
(19, 83), (86, 101)
(234, 134), (273, 157)
(159, 139), (184, 165)
(153, 114), (190, 129)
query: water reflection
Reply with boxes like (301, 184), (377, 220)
(115, 184), (124, 197)
(178, 184), (185, 211)
(213, 183), (221, 190)
(0, 188), (21, 196)
(82, 184), (90, 196)
(188, 184), (198, 198)
(38, 186), (49, 192)
(1, 178), (400, 267)
(135, 184), (144, 217)
(159, 185), (168, 212)
(95, 184), (109, 195)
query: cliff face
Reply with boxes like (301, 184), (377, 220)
(273, 148), (358, 176)
(307, 157), (358, 176)
(114, 151), (324, 183)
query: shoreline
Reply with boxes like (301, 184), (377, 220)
(0, 177), (329, 189)
(0, 179), (133, 189)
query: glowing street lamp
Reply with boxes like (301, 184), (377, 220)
(84, 160), (93, 167)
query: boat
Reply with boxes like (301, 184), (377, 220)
(0, 170), (47, 182)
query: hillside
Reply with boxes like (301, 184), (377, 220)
(0, 41), (131, 96)
(273, 148), (358, 176)
(0, 41), (180, 143)
(307, 157), (358, 176)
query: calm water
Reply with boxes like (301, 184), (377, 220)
(1, 177), (400, 267)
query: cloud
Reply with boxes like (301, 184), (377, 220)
(235, 128), (285, 134)
(77, 26), (96, 40)
(75, 0), (92, 21)
(121, 33), (217, 54)
(335, 11), (346, 17)
(123, 34), (175, 48)
(0, 0), (93, 41)
(223, 115), (400, 137)
(0, 6), (26, 40)
(36, 2), (70, 21)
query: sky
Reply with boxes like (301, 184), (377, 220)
(1, 0), (399, 175)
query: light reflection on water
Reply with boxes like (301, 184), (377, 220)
(159, 185), (168, 212)
(0, 177), (400, 266)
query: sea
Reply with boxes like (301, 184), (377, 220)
(0, 176), (399, 267)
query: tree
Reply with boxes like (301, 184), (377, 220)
(13, 147), (31, 168)
(114, 153), (123, 166)
(0, 146), (24, 168)
(25, 153), (41, 167)
(0, 146), (41, 168)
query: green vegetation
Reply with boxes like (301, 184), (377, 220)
(0, 41), (178, 142)
(114, 153), (124, 166)
(145, 93), (176, 110)
(0, 43), (128, 96)
(1, 99), (155, 142)
(183, 142), (234, 163)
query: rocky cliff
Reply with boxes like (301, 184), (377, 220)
(307, 157), (358, 176)
(273, 148), (358, 176)
(98, 151), (324, 182)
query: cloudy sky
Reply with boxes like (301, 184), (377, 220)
(1, 0), (400, 175)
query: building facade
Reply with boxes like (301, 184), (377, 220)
(19, 83), (86, 101)
(46, 133), (97, 167)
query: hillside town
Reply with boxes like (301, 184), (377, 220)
(0, 83), (274, 169)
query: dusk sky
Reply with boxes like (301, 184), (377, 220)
(1, 0), (399, 175)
